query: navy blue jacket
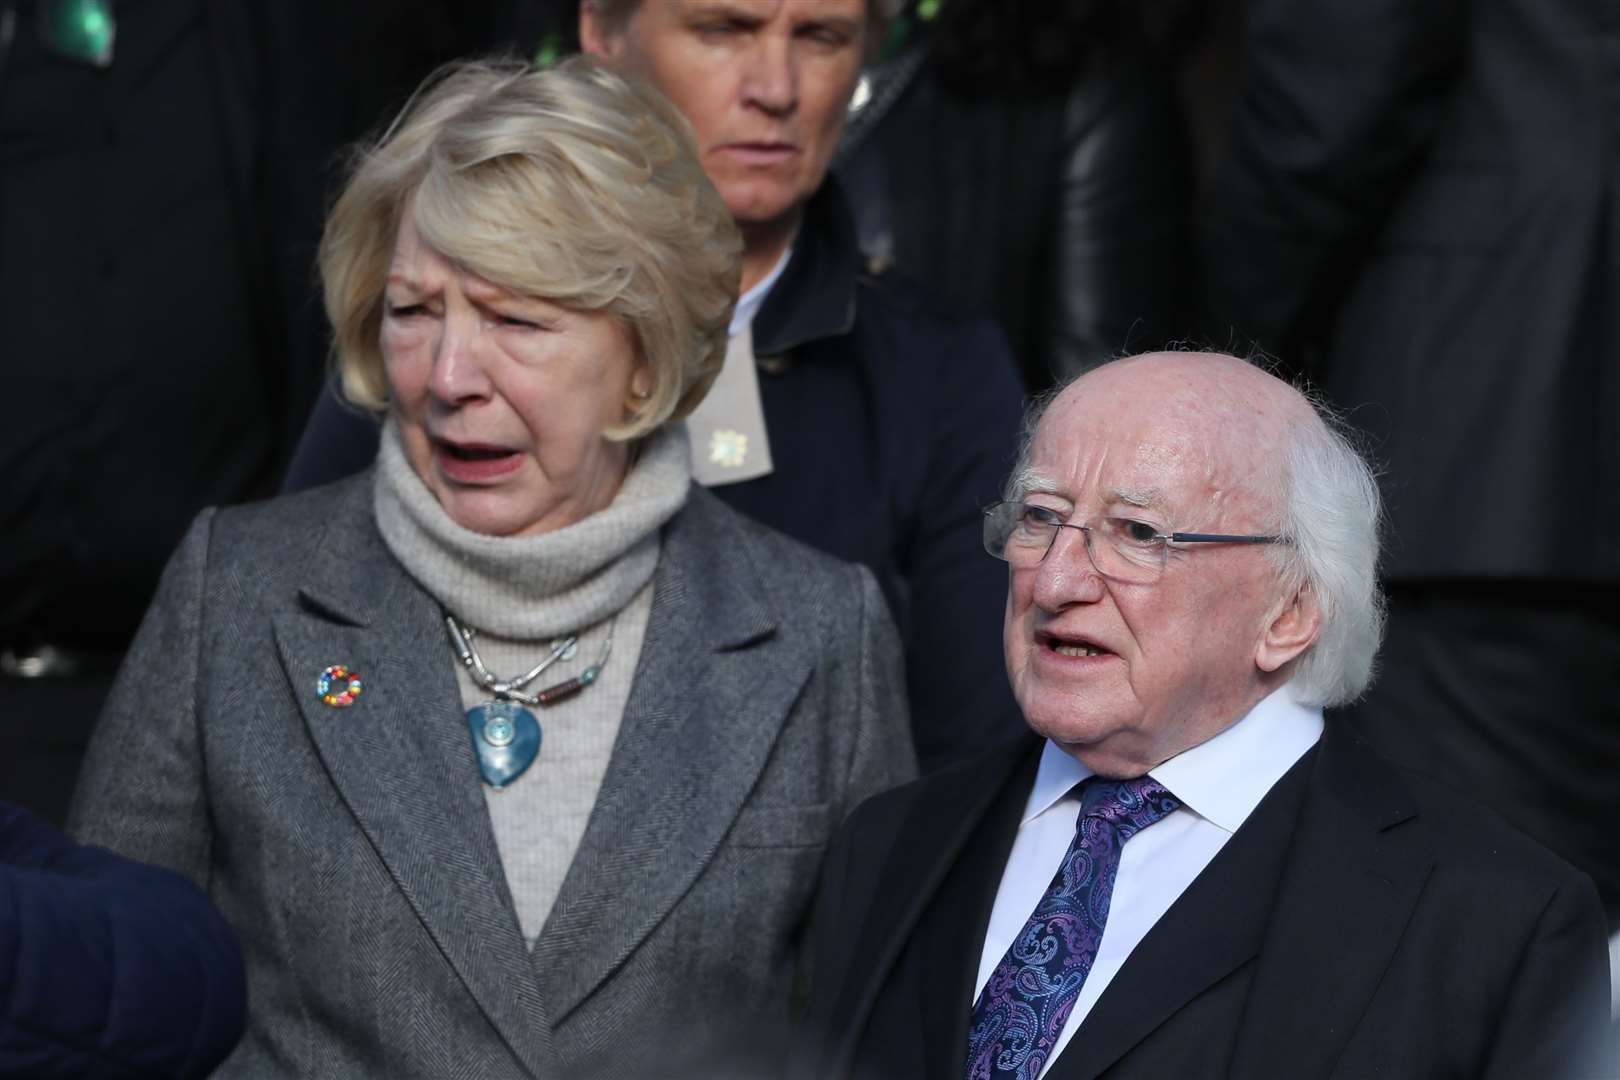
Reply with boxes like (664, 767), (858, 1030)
(0, 802), (246, 1078)
(283, 182), (1028, 770)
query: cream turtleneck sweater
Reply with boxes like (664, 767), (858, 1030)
(374, 419), (690, 945)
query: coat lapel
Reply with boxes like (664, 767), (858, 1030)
(1226, 725), (1433, 1079)
(825, 737), (1040, 1078)
(529, 493), (812, 1025)
(1049, 725), (1432, 1080)
(270, 489), (556, 1076)
(1049, 747), (1316, 1080)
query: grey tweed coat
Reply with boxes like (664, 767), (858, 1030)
(70, 474), (914, 1078)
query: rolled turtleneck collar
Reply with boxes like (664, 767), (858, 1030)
(372, 418), (690, 639)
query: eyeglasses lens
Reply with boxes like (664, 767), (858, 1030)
(985, 504), (1165, 585)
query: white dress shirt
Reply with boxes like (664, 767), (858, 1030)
(972, 684), (1324, 1077)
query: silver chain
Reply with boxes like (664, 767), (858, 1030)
(442, 614), (615, 708)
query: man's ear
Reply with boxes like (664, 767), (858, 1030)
(578, 2), (623, 61)
(1256, 584), (1323, 673)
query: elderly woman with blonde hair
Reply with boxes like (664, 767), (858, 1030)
(71, 56), (912, 1078)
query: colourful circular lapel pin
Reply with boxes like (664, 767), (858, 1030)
(317, 665), (363, 708)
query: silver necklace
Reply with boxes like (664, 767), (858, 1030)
(442, 613), (617, 788)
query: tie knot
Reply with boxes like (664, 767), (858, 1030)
(1078, 775), (1180, 836)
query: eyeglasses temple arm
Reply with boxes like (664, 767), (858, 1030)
(1167, 533), (1284, 544)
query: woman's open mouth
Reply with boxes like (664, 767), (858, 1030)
(434, 439), (523, 482)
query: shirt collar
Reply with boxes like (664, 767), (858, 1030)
(1023, 683), (1324, 834)
(728, 245), (793, 337)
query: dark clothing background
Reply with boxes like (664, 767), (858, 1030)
(0, 672), (115, 827)
(1201, 0), (1618, 580)
(2, 0), (284, 652)
(836, 22), (1188, 386)
(1346, 585), (1620, 920)
(0, 800), (246, 1077)
(1201, 0), (1620, 922)
(0, 0), (473, 822)
(282, 183), (1028, 772)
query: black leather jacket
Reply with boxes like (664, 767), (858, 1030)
(835, 42), (1189, 386)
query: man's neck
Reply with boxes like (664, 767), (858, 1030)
(739, 210), (802, 293)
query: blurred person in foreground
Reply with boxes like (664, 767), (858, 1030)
(286, 0), (1028, 772)
(1, 800), (245, 1077)
(797, 352), (1611, 1079)
(71, 56), (912, 1078)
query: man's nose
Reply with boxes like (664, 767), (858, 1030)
(427, 312), (492, 404)
(740, 33), (798, 117)
(1031, 526), (1108, 609)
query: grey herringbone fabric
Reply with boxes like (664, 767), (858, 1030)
(69, 474), (915, 1078)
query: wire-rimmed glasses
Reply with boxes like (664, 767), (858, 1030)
(982, 501), (1284, 585)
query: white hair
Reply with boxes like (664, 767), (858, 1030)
(1267, 394), (1386, 706)
(1002, 359), (1386, 707)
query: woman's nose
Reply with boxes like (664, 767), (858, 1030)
(427, 313), (492, 404)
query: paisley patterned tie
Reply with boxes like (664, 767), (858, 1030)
(964, 775), (1182, 1080)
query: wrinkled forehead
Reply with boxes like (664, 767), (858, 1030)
(1021, 381), (1286, 522)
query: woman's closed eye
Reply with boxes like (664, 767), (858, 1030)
(493, 314), (542, 330)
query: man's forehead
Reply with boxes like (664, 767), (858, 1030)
(1022, 427), (1203, 504)
(1023, 391), (1280, 514)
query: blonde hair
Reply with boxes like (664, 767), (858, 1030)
(320, 55), (741, 439)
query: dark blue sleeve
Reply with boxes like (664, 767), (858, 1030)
(280, 385), (383, 493)
(903, 317), (1027, 770)
(0, 802), (246, 1078)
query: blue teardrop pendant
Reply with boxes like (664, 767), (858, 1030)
(466, 701), (541, 789)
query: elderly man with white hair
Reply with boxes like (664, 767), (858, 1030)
(798, 351), (1612, 1080)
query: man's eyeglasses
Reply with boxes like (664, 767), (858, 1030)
(982, 501), (1285, 585)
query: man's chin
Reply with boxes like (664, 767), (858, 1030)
(1022, 704), (1112, 749)
(1020, 701), (1157, 773)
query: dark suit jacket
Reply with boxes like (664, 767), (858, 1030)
(69, 476), (914, 1078)
(798, 726), (1613, 1079)
(1200, 0), (1619, 581)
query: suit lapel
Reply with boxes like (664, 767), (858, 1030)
(1049, 747), (1316, 1080)
(529, 493), (810, 1025)
(1048, 725), (1432, 1080)
(920, 746), (1043, 1079)
(826, 737), (1040, 1078)
(1226, 725), (1432, 1079)
(271, 490), (555, 1076)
